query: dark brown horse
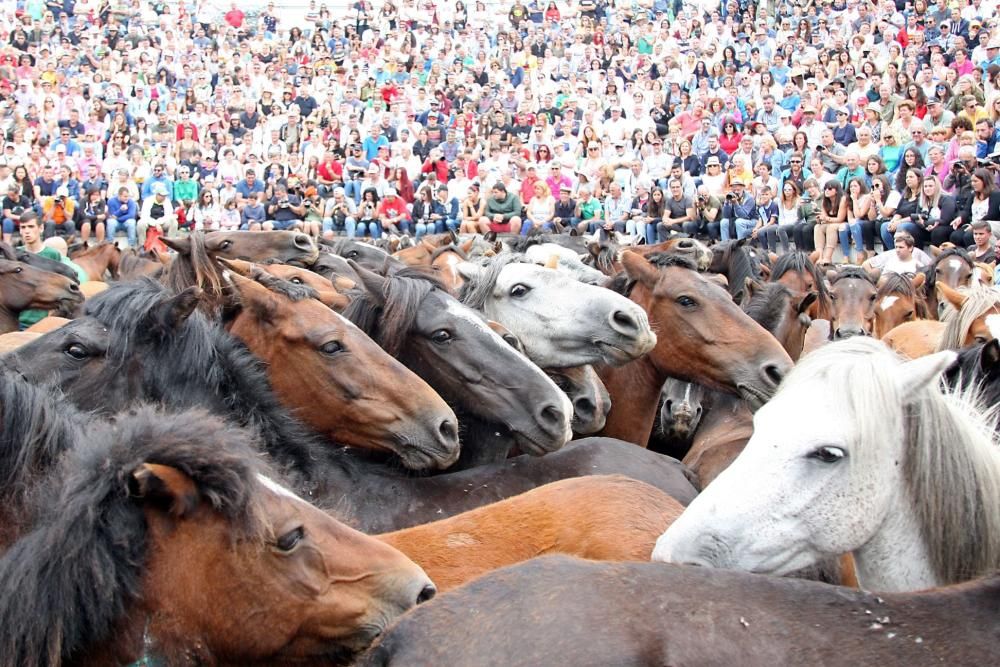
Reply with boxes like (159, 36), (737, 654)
(204, 229), (320, 265)
(874, 272), (930, 339)
(68, 241), (121, 281)
(770, 251), (832, 320)
(222, 257), (356, 311)
(360, 556), (1000, 667)
(598, 252), (792, 447)
(2, 279), (699, 533)
(0, 396), (433, 666)
(0, 258), (83, 333)
(826, 265), (878, 339)
(742, 279), (816, 361)
(224, 269), (461, 470)
(117, 247), (171, 279)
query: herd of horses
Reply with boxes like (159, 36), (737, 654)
(0, 227), (997, 665)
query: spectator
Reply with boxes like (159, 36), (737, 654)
(480, 183), (523, 235)
(138, 183), (178, 248)
(106, 187), (139, 248)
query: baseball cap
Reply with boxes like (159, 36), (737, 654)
(385, 186), (397, 196)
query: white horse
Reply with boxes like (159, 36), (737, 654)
(653, 337), (1000, 592)
(457, 254), (656, 368)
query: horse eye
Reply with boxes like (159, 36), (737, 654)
(431, 329), (452, 344)
(275, 526), (304, 552)
(319, 340), (343, 355)
(346, 250), (358, 259)
(65, 343), (88, 360)
(809, 446), (846, 463)
(290, 276), (303, 285)
(904, 310), (915, 321)
(218, 240), (232, 250)
(975, 335), (989, 345)
(14, 266), (22, 273)
(502, 333), (519, 348)
(676, 295), (697, 308)
(510, 283), (531, 298)
(868, 294), (877, 302)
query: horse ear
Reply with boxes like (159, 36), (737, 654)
(798, 291), (819, 315)
(742, 277), (761, 303)
(936, 281), (967, 311)
(910, 272), (926, 290)
(227, 269), (280, 315)
(130, 463), (199, 518)
(149, 286), (201, 333)
(825, 268), (839, 283)
(217, 257), (254, 278)
(705, 273), (729, 289)
(460, 237), (475, 255)
(981, 339), (1000, 374)
(759, 263), (772, 279)
(347, 259), (387, 303)
(895, 351), (958, 399)
(162, 236), (192, 255)
(928, 245), (942, 258)
(621, 250), (659, 286)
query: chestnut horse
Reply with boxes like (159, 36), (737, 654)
(770, 251), (832, 320)
(925, 247), (975, 317)
(825, 265), (878, 339)
(68, 241), (121, 281)
(884, 283), (1000, 358)
(0, 258), (83, 333)
(873, 272), (929, 339)
(378, 475), (684, 593)
(360, 556), (1000, 667)
(222, 257), (356, 311)
(0, 393), (433, 665)
(224, 269), (461, 471)
(2, 279), (699, 533)
(598, 252), (792, 447)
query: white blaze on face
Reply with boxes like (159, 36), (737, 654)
(986, 313), (1000, 341)
(880, 295), (899, 312)
(948, 257), (963, 274)
(257, 474), (308, 504)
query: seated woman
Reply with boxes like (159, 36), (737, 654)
(814, 181), (847, 265)
(523, 181), (555, 235)
(949, 167), (1000, 247)
(838, 177), (875, 264)
(878, 168), (922, 251)
(861, 231), (932, 275)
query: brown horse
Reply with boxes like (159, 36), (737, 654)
(360, 556), (1000, 667)
(587, 235), (712, 276)
(741, 279), (816, 361)
(936, 282), (1000, 349)
(598, 252), (792, 447)
(224, 270), (461, 471)
(873, 272), (929, 339)
(825, 265), (878, 339)
(118, 247), (171, 279)
(222, 257), (355, 311)
(378, 475), (683, 593)
(0, 402), (434, 666)
(769, 251), (832, 320)
(68, 241), (121, 281)
(203, 229), (320, 265)
(925, 247), (975, 317)
(0, 258), (83, 333)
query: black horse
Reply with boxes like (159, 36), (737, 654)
(3, 279), (698, 533)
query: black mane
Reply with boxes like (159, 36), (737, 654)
(343, 268), (447, 357)
(161, 233), (229, 313)
(944, 340), (1000, 422)
(710, 240), (762, 300)
(925, 247), (975, 299)
(79, 279), (329, 478)
(830, 265), (876, 285)
(0, 406), (263, 666)
(741, 282), (794, 333)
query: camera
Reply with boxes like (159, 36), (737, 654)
(952, 162), (968, 174)
(725, 193), (735, 201)
(55, 195), (65, 203)
(816, 145), (827, 153)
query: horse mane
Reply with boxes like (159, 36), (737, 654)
(0, 373), (85, 523)
(937, 287), (1000, 351)
(793, 337), (1000, 585)
(161, 233), (228, 312)
(770, 252), (831, 303)
(81, 279), (331, 478)
(712, 241), (761, 299)
(877, 273), (930, 320)
(741, 282), (794, 334)
(602, 252), (698, 296)
(343, 268), (447, 357)
(829, 265), (876, 286)
(430, 244), (468, 262)
(0, 406), (265, 666)
(945, 342), (1000, 415)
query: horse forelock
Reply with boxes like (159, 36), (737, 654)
(380, 274), (438, 357)
(938, 287), (1000, 351)
(457, 253), (522, 311)
(0, 407), (267, 665)
(792, 338), (1000, 585)
(742, 283), (792, 334)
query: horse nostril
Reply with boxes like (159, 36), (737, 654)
(538, 403), (567, 429)
(835, 328), (864, 340)
(416, 584), (437, 605)
(609, 309), (640, 335)
(762, 363), (785, 388)
(292, 233), (313, 251)
(67, 282), (81, 293)
(574, 397), (596, 417)
(438, 419), (458, 443)
(679, 239), (694, 249)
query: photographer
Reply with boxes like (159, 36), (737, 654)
(693, 186), (723, 241)
(301, 187), (323, 239)
(944, 146), (977, 220)
(721, 180), (756, 242)
(950, 167), (1000, 247)
(322, 188), (356, 239)
(265, 183), (306, 232)
(41, 186), (77, 239)
(1, 182), (30, 245)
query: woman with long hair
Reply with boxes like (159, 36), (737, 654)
(893, 147), (924, 188)
(838, 177), (875, 263)
(762, 180), (801, 255)
(815, 180), (847, 265)
(879, 167), (923, 250)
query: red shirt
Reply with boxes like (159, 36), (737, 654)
(317, 160), (342, 183)
(224, 8), (245, 28)
(175, 122), (199, 142)
(378, 197), (408, 220)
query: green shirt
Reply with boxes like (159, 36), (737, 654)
(579, 197), (603, 221)
(17, 246), (88, 328)
(174, 179), (199, 203)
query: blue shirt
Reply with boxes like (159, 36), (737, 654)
(362, 134), (390, 161)
(107, 196), (137, 221)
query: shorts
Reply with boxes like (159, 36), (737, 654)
(270, 219), (300, 231)
(488, 221), (512, 233)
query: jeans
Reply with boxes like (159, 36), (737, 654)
(1, 217), (15, 235)
(107, 217), (137, 247)
(840, 219), (866, 258)
(435, 218), (458, 234)
(349, 219), (382, 239)
(414, 221), (434, 239)
(730, 217), (755, 241)
(761, 223), (797, 253)
(44, 220), (77, 238)
(344, 179), (363, 204)
(323, 216), (354, 235)
(880, 221), (923, 251)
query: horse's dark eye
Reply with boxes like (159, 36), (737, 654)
(275, 526), (304, 552)
(510, 283), (531, 298)
(65, 343), (88, 360)
(502, 333), (519, 348)
(346, 250), (358, 259)
(14, 266), (21, 273)
(676, 295), (697, 308)
(290, 276), (303, 284)
(809, 446), (846, 463)
(903, 310), (915, 321)
(975, 335), (989, 345)
(869, 294), (877, 302)
(319, 340), (343, 355)
(430, 329), (452, 344)
(218, 240), (232, 250)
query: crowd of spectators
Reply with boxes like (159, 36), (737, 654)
(3, 0), (1000, 268)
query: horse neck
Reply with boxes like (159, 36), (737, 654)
(852, 490), (940, 593)
(598, 358), (662, 446)
(0, 306), (19, 334)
